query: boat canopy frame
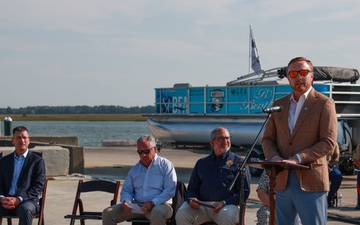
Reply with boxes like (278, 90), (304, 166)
(226, 66), (359, 86)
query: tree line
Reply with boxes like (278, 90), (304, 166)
(0, 105), (156, 114)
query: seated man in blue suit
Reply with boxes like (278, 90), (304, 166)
(0, 126), (46, 225)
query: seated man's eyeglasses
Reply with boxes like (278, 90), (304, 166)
(137, 148), (153, 155)
(216, 136), (231, 141)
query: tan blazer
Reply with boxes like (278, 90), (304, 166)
(327, 143), (339, 167)
(262, 88), (338, 192)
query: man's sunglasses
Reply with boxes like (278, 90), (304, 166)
(288, 69), (312, 78)
(137, 148), (153, 155)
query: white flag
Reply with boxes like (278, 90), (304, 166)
(250, 28), (262, 72)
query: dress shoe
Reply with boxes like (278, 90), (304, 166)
(328, 199), (334, 208)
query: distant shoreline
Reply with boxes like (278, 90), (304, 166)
(0, 114), (146, 121)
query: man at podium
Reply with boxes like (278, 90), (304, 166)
(261, 57), (338, 225)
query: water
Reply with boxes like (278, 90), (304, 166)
(4, 121), (150, 147)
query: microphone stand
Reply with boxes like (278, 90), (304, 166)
(228, 112), (272, 224)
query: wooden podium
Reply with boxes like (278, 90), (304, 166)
(246, 162), (311, 225)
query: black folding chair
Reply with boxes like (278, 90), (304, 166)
(64, 179), (121, 225)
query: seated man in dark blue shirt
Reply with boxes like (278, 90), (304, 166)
(175, 127), (251, 225)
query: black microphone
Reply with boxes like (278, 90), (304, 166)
(262, 106), (282, 113)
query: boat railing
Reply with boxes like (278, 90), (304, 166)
(226, 67), (284, 86)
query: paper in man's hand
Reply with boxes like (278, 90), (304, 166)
(127, 202), (144, 214)
(192, 199), (215, 208)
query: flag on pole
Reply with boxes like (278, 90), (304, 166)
(250, 27), (262, 72)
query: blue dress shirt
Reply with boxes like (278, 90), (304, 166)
(120, 154), (177, 206)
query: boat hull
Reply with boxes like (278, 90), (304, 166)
(146, 114), (267, 147)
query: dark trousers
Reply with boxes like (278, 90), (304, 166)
(328, 166), (343, 202)
(0, 201), (38, 225)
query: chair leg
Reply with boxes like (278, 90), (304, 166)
(38, 216), (45, 225)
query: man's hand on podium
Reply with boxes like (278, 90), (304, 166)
(269, 156), (284, 162)
(269, 155), (299, 164)
(283, 156), (299, 164)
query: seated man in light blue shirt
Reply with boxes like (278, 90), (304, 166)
(102, 135), (177, 225)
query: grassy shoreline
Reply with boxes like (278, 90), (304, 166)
(0, 114), (147, 121)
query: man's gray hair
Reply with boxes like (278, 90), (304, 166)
(210, 127), (229, 140)
(137, 135), (156, 147)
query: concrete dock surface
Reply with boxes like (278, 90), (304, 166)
(9, 146), (360, 224)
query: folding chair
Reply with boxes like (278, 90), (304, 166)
(64, 179), (121, 225)
(0, 151), (47, 225)
(0, 179), (49, 225)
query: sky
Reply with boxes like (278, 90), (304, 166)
(1, 0), (360, 108)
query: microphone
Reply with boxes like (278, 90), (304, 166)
(262, 106), (282, 113)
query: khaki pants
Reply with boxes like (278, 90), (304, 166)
(102, 202), (172, 225)
(175, 201), (239, 225)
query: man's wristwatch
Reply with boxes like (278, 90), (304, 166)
(150, 201), (155, 208)
(221, 200), (226, 206)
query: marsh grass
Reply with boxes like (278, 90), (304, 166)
(0, 114), (146, 121)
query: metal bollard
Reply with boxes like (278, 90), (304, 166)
(3, 116), (13, 136)
(339, 192), (342, 206)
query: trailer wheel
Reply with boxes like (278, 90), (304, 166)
(248, 150), (265, 177)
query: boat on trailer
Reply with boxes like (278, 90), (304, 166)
(144, 25), (360, 175)
(144, 66), (360, 176)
